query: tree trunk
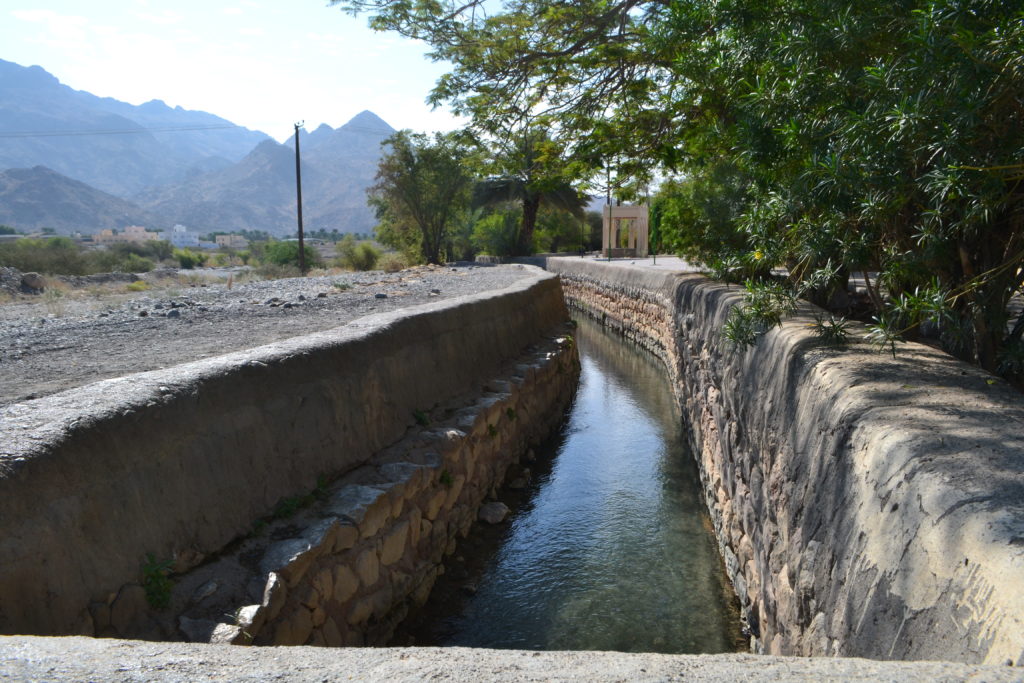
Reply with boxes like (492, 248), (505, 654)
(516, 194), (542, 256)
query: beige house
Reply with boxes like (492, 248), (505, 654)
(215, 234), (249, 249)
(94, 225), (160, 244)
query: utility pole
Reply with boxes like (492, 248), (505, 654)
(294, 121), (306, 274)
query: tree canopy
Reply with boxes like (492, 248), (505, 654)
(337, 0), (1024, 380)
(369, 130), (474, 265)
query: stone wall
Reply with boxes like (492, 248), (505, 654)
(167, 334), (577, 647)
(548, 257), (1024, 666)
(0, 269), (575, 638)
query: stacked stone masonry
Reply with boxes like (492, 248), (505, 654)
(169, 335), (578, 647)
(548, 257), (1024, 666)
(0, 269), (576, 641)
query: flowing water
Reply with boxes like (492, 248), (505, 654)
(398, 316), (744, 653)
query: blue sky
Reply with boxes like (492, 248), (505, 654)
(2, 0), (464, 140)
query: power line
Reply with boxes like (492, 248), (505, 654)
(0, 123), (241, 139)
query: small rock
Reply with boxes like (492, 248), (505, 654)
(178, 615), (219, 643)
(138, 310), (148, 317)
(462, 583), (478, 596)
(283, 302), (293, 309)
(167, 309), (181, 318)
(154, 303), (164, 310)
(478, 501), (510, 524)
(430, 288), (441, 294)
(20, 272), (45, 291)
(298, 294), (306, 301)
(375, 293), (388, 299)
(317, 292), (328, 298)
(191, 580), (219, 603)
(508, 477), (529, 490)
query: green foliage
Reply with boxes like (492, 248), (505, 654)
(534, 207), (588, 253)
(471, 207), (521, 258)
(141, 553), (174, 609)
(813, 314), (852, 346)
(335, 234), (381, 271)
(0, 237), (159, 275)
(369, 130), (474, 265)
(439, 469), (454, 488)
(263, 241), (322, 270)
(723, 280), (798, 348)
(0, 225), (18, 235)
(0, 237), (85, 274)
(413, 410), (430, 426)
(505, 407), (517, 421)
(378, 252), (408, 273)
(126, 280), (150, 292)
(338, 0), (1024, 382)
(469, 130), (587, 256)
(121, 252), (154, 273)
(173, 248), (204, 269)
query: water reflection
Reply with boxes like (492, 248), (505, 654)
(414, 316), (743, 653)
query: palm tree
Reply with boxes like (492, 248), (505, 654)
(472, 127), (587, 256)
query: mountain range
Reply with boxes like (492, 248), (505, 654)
(0, 58), (394, 236)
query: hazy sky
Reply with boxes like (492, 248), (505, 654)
(2, 0), (464, 141)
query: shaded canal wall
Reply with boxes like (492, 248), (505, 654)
(0, 269), (577, 643)
(548, 257), (1024, 665)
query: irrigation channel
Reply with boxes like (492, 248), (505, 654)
(394, 316), (745, 653)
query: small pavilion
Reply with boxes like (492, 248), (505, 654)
(602, 204), (650, 258)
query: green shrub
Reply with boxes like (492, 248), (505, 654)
(263, 241), (322, 269)
(378, 252), (408, 273)
(173, 248), (204, 269)
(335, 234), (381, 271)
(141, 553), (174, 609)
(122, 252), (154, 273)
(0, 237), (88, 275)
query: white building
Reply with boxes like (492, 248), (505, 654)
(169, 225), (200, 248)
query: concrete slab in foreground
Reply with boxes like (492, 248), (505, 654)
(2, 637), (1023, 682)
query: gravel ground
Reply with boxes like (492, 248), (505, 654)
(0, 263), (534, 407)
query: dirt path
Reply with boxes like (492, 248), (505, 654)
(0, 264), (533, 407)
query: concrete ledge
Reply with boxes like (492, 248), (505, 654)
(0, 268), (569, 636)
(2, 637), (1021, 682)
(548, 257), (1024, 665)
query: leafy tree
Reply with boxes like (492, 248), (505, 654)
(369, 130), (474, 264)
(263, 241), (322, 270)
(340, 0), (1024, 379)
(470, 129), (588, 255)
(471, 206), (522, 258)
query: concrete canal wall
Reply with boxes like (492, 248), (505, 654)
(548, 257), (1024, 666)
(0, 269), (578, 644)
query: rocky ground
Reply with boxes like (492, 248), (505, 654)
(0, 264), (534, 407)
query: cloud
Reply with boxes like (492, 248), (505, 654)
(131, 9), (182, 25)
(222, 7), (244, 16)
(10, 9), (90, 48)
(239, 27), (264, 36)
